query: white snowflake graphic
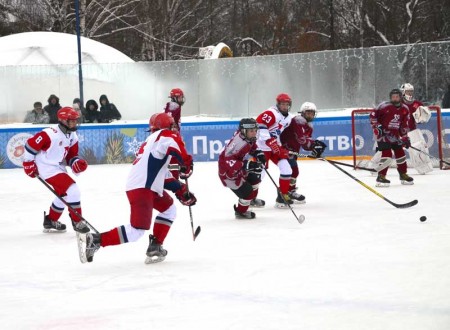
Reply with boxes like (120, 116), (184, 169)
(126, 137), (143, 155)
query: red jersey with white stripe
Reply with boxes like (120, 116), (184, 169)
(164, 102), (181, 130)
(280, 115), (315, 152)
(126, 129), (190, 196)
(23, 125), (79, 179)
(370, 102), (410, 143)
(403, 99), (423, 130)
(256, 106), (292, 151)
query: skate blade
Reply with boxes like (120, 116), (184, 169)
(401, 181), (414, 185)
(145, 255), (166, 264)
(275, 202), (291, 209)
(292, 199), (306, 204)
(76, 232), (88, 264)
(249, 204), (265, 209)
(375, 183), (390, 188)
(42, 228), (67, 233)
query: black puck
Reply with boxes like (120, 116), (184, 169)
(420, 216), (427, 222)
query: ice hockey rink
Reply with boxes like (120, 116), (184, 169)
(1, 160), (450, 330)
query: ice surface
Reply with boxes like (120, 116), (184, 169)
(1, 161), (450, 330)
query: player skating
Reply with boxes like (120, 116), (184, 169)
(280, 102), (327, 203)
(400, 83), (433, 174)
(370, 89), (413, 187)
(22, 107), (90, 233)
(218, 118), (266, 219)
(164, 88), (185, 131)
(256, 93), (294, 208)
(82, 113), (196, 264)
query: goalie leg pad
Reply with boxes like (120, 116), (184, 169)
(407, 129), (433, 174)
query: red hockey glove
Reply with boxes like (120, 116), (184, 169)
(71, 158), (88, 174)
(400, 136), (411, 149)
(373, 124), (384, 137)
(23, 160), (38, 178)
(279, 147), (290, 159)
(175, 184), (197, 206)
(180, 155), (193, 179)
(265, 138), (281, 154)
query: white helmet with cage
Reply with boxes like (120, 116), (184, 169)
(299, 102), (317, 122)
(400, 83), (414, 102)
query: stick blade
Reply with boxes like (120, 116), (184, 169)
(394, 199), (418, 209)
(193, 226), (201, 241)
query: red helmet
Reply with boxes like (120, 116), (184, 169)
(169, 88), (185, 105)
(276, 93), (292, 105)
(149, 113), (175, 132)
(57, 107), (80, 132)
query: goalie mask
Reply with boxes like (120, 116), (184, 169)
(400, 83), (414, 103)
(238, 118), (258, 142)
(276, 93), (292, 116)
(57, 107), (80, 133)
(299, 102), (317, 122)
(169, 88), (185, 106)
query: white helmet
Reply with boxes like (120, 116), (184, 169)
(299, 102), (317, 122)
(400, 83), (414, 102)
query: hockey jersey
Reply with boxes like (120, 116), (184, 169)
(370, 102), (410, 143)
(164, 102), (181, 130)
(280, 115), (315, 153)
(256, 106), (292, 151)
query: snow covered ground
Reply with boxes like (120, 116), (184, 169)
(1, 160), (450, 330)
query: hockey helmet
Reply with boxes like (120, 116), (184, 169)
(400, 83), (414, 102)
(276, 93), (292, 115)
(299, 102), (317, 122)
(238, 118), (258, 142)
(149, 113), (175, 132)
(169, 88), (185, 106)
(389, 88), (402, 107)
(57, 107), (80, 133)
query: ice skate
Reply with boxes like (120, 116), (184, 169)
(375, 174), (390, 187)
(249, 198), (265, 208)
(145, 235), (168, 264)
(275, 193), (293, 209)
(399, 173), (414, 185)
(81, 232), (101, 263)
(234, 205), (256, 219)
(72, 219), (90, 233)
(42, 212), (66, 233)
(288, 190), (306, 204)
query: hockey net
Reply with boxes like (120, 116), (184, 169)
(351, 106), (450, 170)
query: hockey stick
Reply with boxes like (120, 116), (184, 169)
(290, 151), (377, 172)
(261, 165), (305, 224)
(36, 176), (99, 233)
(184, 178), (201, 240)
(316, 158), (418, 209)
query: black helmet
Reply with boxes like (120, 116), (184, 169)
(389, 88), (402, 107)
(238, 118), (258, 142)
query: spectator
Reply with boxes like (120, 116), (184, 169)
(442, 84), (450, 109)
(99, 94), (121, 123)
(44, 94), (61, 124)
(85, 99), (100, 123)
(72, 98), (85, 123)
(23, 102), (49, 124)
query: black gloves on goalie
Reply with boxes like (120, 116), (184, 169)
(311, 140), (327, 158)
(244, 160), (263, 174)
(175, 183), (197, 206)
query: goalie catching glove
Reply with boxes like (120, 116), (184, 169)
(175, 183), (197, 206)
(311, 140), (327, 158)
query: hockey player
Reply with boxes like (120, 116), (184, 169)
(83, 113), (196, 264)
(164, 88), (185, 131)
(370, 89), (413, 187)
(22, 107), (90, 233)
(256, 93), (293, 208)
(280, 102), (327, 203)
(400, 83), (433, 174)
(219, 118), (266, 219)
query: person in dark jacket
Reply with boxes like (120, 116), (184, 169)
(85, 99), (100, 123)
(44, 94), (62, 124)
(442, 84), (450, 109)
(99, 94), (122, 123)
(72, 98), (86, 123)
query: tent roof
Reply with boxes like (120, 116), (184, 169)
(0, 31), (134, 66)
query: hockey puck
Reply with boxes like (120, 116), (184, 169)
(420, 216), (427, 222)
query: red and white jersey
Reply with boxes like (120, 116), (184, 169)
(164, 102), (181, 130)
(126, 129), (190, 196)
(256, 106), (292, 151)
(370, 101), (410, 143)
(403, 99), (423, 131)
(280, 115), (315, 152)
(24, 125), (79, 179)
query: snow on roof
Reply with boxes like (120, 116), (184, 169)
(0, 31), (134, 66)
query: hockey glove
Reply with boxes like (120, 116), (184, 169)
(254, 150), (266, 164)
(311, 140), (327, 158)
(23, 160), (38, 178)
(71, 158), (88, 174)
(175, 184), (197, 206)
(265, 138), (281, 154)
(400, 136), (411, 149)
(373, 124), (384, 137)
(180, 155), (193, 179)
(244, 160), (263, 174)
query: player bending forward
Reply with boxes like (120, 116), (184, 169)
(83, 113), (196, 264)
(256, 93), (293, 208)
(22, 107), (90, 233)
(280, 102), (327, 203)
(219, 118), (266, 219)
(400, 83), (433, 174)
(370, 89), (413, 187)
